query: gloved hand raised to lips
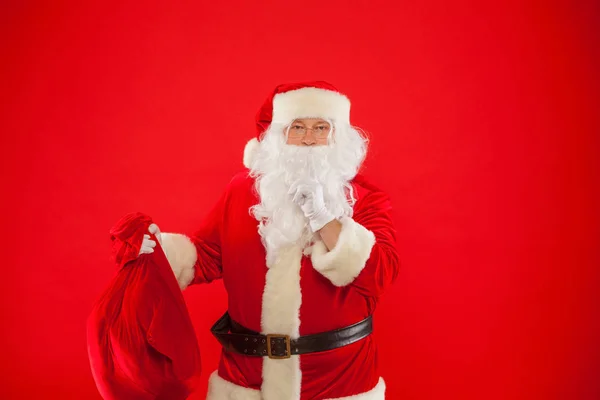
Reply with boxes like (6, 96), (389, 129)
(288, 178), (335, 232)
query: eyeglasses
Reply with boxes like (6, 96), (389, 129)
(287, 122), (332, 139)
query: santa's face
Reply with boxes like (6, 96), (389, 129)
(248, 120), (367, 262)
(285, 118), (332, 147)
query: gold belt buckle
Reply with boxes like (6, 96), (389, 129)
(266, 334), (291, 359)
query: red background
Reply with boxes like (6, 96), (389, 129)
(1, 1), (599, 399)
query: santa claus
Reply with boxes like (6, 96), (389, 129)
(139, 81), (400, 399)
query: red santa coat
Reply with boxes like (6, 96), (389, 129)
(162, 166), (399, 400)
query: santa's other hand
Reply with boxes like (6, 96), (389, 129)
(148, 223), (163, 245)
(138, 234), (156, 256)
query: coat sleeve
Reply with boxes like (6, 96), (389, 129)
(310, 189), (400, 297)
(160, 189), (227, 290)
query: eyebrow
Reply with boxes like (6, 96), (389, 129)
(293, 119), (330, 124)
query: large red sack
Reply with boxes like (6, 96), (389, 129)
(87, 212), (202, 399)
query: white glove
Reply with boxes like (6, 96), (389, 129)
(138, 223), (163, 256)
(289, 179), (335, 232)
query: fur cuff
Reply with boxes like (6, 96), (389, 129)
(310, 217), (376, 287)
(160, 233), (197, 290)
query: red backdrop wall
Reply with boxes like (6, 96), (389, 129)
(1, 1), (599, 399)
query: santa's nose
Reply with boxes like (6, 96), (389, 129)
(302, 132), (317, 145)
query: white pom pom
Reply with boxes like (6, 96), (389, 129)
(243, 138), (260, 169)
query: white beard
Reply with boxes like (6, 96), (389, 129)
(248, 122), (367, 265)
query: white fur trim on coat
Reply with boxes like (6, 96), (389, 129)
(207, 371), (386, 400)
(272, 87), (351, 125)
(330, 377), (386, 400)
(243, 137), (260, 169)
(159, 233), (197, 290)
(311, 217), (376, 287)
(260, 245), (303, 400)
(206, 371), (261, 400)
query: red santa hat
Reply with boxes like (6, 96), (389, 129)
(244, 81), (351, 168)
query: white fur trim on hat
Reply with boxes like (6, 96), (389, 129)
(159, 233), (197, 290)
(243, 137), (260, 169)
(272, 87), (351, 125)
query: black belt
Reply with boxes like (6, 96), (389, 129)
(210, 312), (372, 359)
